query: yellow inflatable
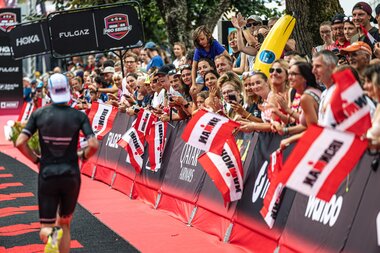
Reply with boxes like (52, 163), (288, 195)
(253, 15), (296, 77)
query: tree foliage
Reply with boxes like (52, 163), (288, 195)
(48, 0), (282, 48)
(285, 0), (343, 56)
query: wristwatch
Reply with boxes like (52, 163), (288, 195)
(184, 103), (190, 108)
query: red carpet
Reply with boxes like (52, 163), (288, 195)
(1, 145), (248, 252)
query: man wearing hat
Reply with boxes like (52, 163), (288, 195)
(16, 73), (99, 253)
(351, 1), (380, 49)
(331, 14), (350, 49)
(144, 41), (164, 72)
(340, 41), (372, 82)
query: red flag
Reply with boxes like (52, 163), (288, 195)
(147, 119), (167, 172)
(260, 150), (285, 228)
(118, 128), (145, 173)
(17, 102), (35, 123)
(182, 109), (240, 155)
(280, 125), (367, 202)
(323, 69), (372, 136)
(133, 108), (156, 136)
(87, 102), (118, 140)
(198, 138), (243, 204)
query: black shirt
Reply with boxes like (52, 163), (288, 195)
(22, 104), (94, 169)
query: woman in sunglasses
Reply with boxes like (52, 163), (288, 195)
(278, 62), (322, 149)
(266, 59), (291, 124)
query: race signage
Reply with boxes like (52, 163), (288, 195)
(8, 20), (51, 59)
(0, 8), (22, 115)
(47, 2), (144, 57)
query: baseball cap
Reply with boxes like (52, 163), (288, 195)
(353, 2), (377, 23)
(144, 41), (157, 50)
(155, 64), (176, 76)
(103, 66), (115, 74)
(247, 15), (263, 24)
(331, 13), (346, 24)
(340, 41), (372, 55)
(48, 73), (70, 104)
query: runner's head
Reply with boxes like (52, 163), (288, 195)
(48, 73), (71, 104)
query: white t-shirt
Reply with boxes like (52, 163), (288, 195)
(151, 88), (166, 108)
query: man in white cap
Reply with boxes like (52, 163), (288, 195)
(16, 73), (99, 253)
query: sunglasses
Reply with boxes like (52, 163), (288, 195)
(269, 68), (283, 74)
(246, 21), (261, 28)
(179, 64), (191, 71)
(168, 69), (178, 75)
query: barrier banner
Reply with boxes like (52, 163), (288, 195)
(96, 112), (129, 169)
(0, 8), (22, 115)
(278, 152), (373, 253)
(133, 120), (179, 205)
(113, 115), (136, 195)
(229, 132), (295, 252)
(155, 120), (206, 222)
(8, 20), (50, 59)
(94, 111), (129, 184)
(191, 132), (257, 239)
(341, 153), (380, 253)
(160, 121), (206, 203)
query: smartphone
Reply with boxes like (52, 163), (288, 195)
(228, 94), (237, 102)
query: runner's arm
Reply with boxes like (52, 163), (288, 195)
(16, 133), (40, 164)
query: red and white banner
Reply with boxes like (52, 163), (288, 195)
(118, 127), (145, 173)
(198, 138), (243, 204)
(281, 125), (367, 201)
(360, 25), (376, 45)
(182, 109), (240, 155)
(260, 150), (285, 228)
(87, 102), (118, 140)
(147, 120), (167, 172)
(323, 69), (371, 136)
(17, 102), (35, 123)
(133, 109), (156, 136)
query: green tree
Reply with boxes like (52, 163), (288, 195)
(285, 0), (343, 56)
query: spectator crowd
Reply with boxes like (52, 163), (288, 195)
(22, 1), (380, 150)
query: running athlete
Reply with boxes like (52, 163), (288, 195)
(16, 73), (99, 253)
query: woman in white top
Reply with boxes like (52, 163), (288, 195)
(172, 42), (187, 68)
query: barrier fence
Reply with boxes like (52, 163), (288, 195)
(81, 111), (380, 253)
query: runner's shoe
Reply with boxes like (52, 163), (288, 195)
(44, 226), (63, 253)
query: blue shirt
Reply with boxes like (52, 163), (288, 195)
(147, 55), (164, 72)
(193, 39), (226, 62)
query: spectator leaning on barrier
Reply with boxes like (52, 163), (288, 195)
(277, 62), (323, 149)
